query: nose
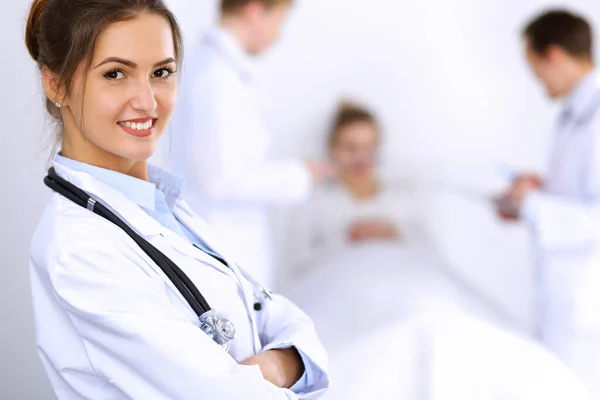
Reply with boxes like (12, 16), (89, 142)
(131, 79), (157, 113)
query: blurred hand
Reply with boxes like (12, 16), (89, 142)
(494, 174), (543, 221)
(348, 219), (400, 242)
(240, 348), (304, 389)
(507, 174), (543, 204)
(306, 160), (337, 184)
(494, 195), (520, 221)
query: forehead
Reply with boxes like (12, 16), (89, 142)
(337, 121), (379, 142)
(92, 12), (175, 64)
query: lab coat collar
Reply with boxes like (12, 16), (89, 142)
(51, 162), (238, 279)
(52, 162), (171, 237)
(563, 68), (600, 121)
(202, 27), (254, 83)
(55, 154), (157, 211)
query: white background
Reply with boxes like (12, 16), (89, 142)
(2, 0), (600, 398)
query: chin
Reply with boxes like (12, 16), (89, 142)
(121, 144), (157, 162)
(350, 169), (373, 179)
(547, 87), (567, 99)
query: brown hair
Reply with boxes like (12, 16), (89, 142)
(523, 9), (593, 59)
(25, 0), (183, 124)
(220, 0), (292, 14)
(328, 101), (378, 149)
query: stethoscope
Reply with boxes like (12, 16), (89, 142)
(44, 167), (273, 351)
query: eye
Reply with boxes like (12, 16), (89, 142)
(104, 69), (124, 80)
(153, 67), (175, 79)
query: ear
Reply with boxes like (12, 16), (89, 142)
(41, 66), (68, 107)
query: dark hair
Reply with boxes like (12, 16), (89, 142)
(25, 0), (183, 123)
(328, 101), (378, 149)
(523, 9), (593, 59)
(220, 0), (292, 14)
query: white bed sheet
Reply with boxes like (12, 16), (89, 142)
(278, 241), (591, 399)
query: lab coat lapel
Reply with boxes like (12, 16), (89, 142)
(52, 163), (164, 237)
(175, 200), (264, 350)
(53, 163), (234, 280)
(174, 200), (236, 262)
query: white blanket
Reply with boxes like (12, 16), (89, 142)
(279, 243), (591, 399)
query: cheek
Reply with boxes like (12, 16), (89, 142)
(97, 92), (127, 122)
(155, 83), (178, 124)
(78, 86), (124, 132)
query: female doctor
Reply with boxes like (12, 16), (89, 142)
(25, 0), (328, 399)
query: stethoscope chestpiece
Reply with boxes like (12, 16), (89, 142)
(199, 310), (236, 351)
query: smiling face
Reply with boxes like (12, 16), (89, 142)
(56, 12), (178, 174)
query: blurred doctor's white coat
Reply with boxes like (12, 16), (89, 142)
(169, 28), (313, 288)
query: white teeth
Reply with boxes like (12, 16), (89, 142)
(120, 120), (153, 130)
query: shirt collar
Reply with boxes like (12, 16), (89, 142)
(54, 154), (184, 212)
(148, 164), (185, 210)
(202, 26), (254, 83)
(563, 68), (600, 120)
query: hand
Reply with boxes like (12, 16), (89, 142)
(493, 195), (520, 221)
(507, 174), (543, 204)
(347, 219), (400, 242)
(493, 174), (542, 221)
(240, 348), (305, 389)
(306, 160), (337, 184)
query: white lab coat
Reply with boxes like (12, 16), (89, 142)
(168, 28), (312, 289)
(521, 69), (600, 395)
(29, 163), (328, 399)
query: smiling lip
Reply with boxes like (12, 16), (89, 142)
(117, 118), (156, 138)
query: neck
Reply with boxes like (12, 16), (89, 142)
(340, 176), (378, 199)
(565, 60), (595, 94)
(219, 15), (252, 54)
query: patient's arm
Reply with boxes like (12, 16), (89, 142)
(348, 219), (400, 242)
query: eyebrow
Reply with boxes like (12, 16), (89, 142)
(93, 57), (176, 69)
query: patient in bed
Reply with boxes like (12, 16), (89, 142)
(286, 101), (420, 272)
(279, 101), (592, 399)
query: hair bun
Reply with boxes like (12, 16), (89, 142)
(25, 0), (49, 62)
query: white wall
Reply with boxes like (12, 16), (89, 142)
(251, 0), (600, 329)
(1, 1), (58, 398)
(2, 0), (600, 398)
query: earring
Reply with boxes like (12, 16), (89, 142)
(55, 102), (61, 108)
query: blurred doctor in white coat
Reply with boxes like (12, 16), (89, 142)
(169, 0), (333, 288)
(497, 9), (600, 396)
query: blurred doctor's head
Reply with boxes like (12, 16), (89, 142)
(523, 9), (595, 99)
(328, 102), (380, 182)
(220, 0), (293, 55)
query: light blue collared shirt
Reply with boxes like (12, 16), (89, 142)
(55, 154), (195, 241)
(54, 154), (312, 391)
